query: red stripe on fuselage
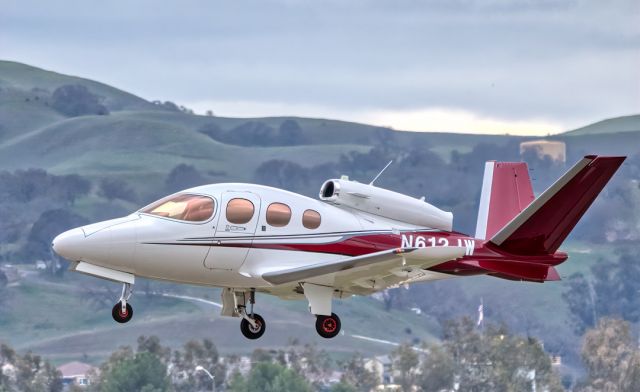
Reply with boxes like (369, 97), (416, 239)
(212, 230), (567, 279)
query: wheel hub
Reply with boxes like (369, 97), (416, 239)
(322, 318), (336, 333)
(249, 319), (262, 333)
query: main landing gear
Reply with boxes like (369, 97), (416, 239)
(112, 282), (133, 323)
(222, 287), (343, 340)
(315, 313), (341, 339)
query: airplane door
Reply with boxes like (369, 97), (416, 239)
(204, 191), (261, 270)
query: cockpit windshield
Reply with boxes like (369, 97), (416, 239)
(141, 194), (214, 222)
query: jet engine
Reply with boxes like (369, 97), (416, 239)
(319, 178), (453, 231)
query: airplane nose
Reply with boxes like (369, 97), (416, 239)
(52, 228), (85, 261)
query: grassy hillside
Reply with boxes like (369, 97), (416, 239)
(0, 61), (157, 111)
(563, 114), (640, 136)
(1, 268), (438, 364)
(0, 61), (518, 179)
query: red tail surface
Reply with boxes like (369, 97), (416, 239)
(490, 155), (625, 255)
(475, 161), (535, 240)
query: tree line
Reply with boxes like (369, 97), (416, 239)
(2, 318), (639, 391)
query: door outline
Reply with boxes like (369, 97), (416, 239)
(204, 191), (261, 270)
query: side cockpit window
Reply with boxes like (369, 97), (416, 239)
(142, 194), (215, 222)
(226, 198), (255, 224)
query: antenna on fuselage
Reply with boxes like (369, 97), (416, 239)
(369, 160), (393, 185)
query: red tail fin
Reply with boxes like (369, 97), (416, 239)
(475, 161), (535, 240)
(490, 155), (625, 255)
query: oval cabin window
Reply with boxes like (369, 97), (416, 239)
(142, 194), (214, 222)
(302, 209), (321, 229)
(266, 202), (292, 227)
(226, 198), (255, 224)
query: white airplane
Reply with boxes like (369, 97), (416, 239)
(53, 155), (624, 339)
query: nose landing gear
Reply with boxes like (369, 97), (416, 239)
(315, 313), (341, 338)
(112, 282), (133, 323)
(240, 313), (265, 339)
(236, 288), (266, 339)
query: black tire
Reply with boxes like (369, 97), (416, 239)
(240, 313), (266, 339)
(315, 313), (341, 338)
(112, 303), (133, 323)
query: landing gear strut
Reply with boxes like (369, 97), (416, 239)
(237, 289), (265, 339)
(315, 313), (341, 338)
(112, 282), (133, 323)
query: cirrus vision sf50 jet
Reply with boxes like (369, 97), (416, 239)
(53, 155), (624, 339)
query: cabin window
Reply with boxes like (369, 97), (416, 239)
(266, 202), (292, 227)
(302, 209), (321, 229)
(226, 198), (255, 224)
(142, 194), (214, 222)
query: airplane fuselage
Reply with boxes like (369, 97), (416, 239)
(54, 183), (566, 295)
(52, 155), (623, 338)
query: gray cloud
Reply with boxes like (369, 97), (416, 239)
(2, 0), (638, 128)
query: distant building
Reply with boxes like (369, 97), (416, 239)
(365, 355), (394, 385)
(58, 361), (95, 388)
(520, 140), (566, 163)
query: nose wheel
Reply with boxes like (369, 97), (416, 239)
(240, 313), (265, 339)
(236, 288), (266, 339)
(112, 302), (133, 323)
(315, 313), (341, 338)
(112, 282), (133, 323)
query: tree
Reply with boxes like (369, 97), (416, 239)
(198, 122), (224, 141)
(23, 209), (88, 267)
(225, 121), (277, 146)
(391, 343), (419, 392)
(51, 174), (91, 205)
(286, 344), (332, 390)
(165, 164), (204, 193)
(254, 160), (309, 193)
(98, 178), (137, 202)
(172, 339), (225, 392)
(51, 84), (109, 117)
(338, 353), (379, 392)
(100, 352), (170, 392)
(0, 345), (63, 392)
(440, 318), (563, 392)
(229, 362), (311, 392)
(416, 344), (455, 392)
(562, 272), (597, 334)
(563, 251), (640, 334)
(330, 382), (357, 392)
(137, 336), (171, 363)
(579, 318), (640, 391)
(278, 120), (306, 145)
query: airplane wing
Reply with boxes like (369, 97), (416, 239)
(262, 246), (465, 295)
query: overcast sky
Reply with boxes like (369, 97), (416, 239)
(2, 0), (639, 134)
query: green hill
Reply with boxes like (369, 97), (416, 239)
(0, 61), (518, 192)
(0, 60), (157, 111)
(563, 114), (640, 136)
